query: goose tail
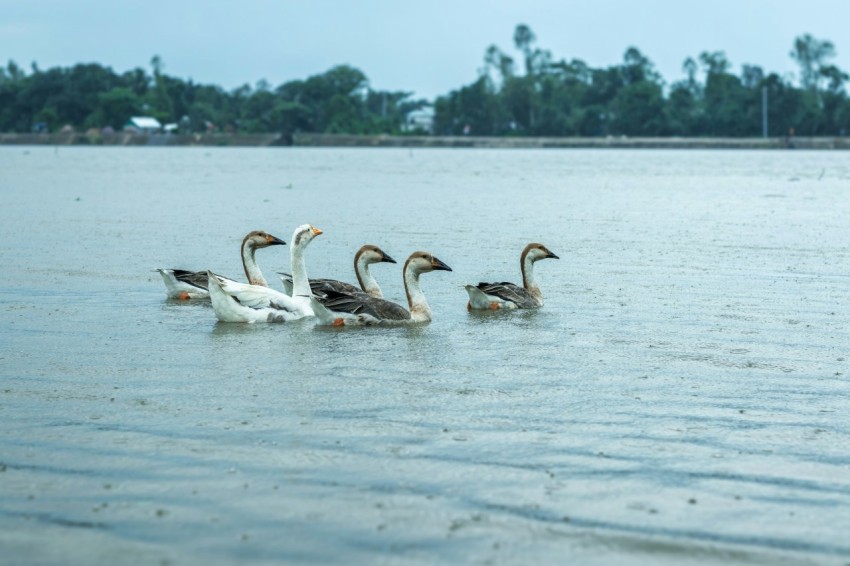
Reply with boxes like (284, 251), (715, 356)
(309, 296), (337, 326)
(464, 284), (494, 310)
(277, 272), (294, 295)
(206, 271), (232, 321)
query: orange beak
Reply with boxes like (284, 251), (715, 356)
(312, 226), (323, 236)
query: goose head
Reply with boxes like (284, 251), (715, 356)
(522, 243), (559, 263)
(291, 224), (323, 248)
(357, 245), (397, 265)
(404, 251), (453, 275)
(244, 230), (286, 249)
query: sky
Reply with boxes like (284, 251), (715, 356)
(2, 0), (850, 100)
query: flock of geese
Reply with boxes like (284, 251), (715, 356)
(156, 224), (558, 326)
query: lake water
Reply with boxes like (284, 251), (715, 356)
(0, 146), (848, 565)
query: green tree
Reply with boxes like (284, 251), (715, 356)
(93, 87), (142, 129)
(513, 24), (536, 75)
(791, 34), (836, 91)
(621, 47), (661, 85)
(3, 31), (850, 139)
(433, 76), (501, 135)
(610, 81), (667, 135)
(33, 106), (60, 131)
(483, 44), (515, 86)
(148, 55), (174, 122)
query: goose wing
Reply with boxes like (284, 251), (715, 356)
(318, 289), (410, 321)
(476, 281), (539, 309)
(216, 276), (299, 311)
(309, 279), (361, 297)
(170, 269), (210, 290)
(209, 271), (306, 323)
(278, 273), (360, 297)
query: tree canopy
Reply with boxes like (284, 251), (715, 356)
(434, 27), (850, 137)
(2, 27), (849, 137)
(0, 59), (427, 137)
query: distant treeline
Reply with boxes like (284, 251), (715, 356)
(436, 26), (850, 137)
(0, 57), (427, 137)
(1, 26), (848, 138)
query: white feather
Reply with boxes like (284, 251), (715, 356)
(208, 272), (307, 323)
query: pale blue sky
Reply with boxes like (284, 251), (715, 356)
(2, 0), (849, 99)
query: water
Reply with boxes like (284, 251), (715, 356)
(1, 146), (848, 565)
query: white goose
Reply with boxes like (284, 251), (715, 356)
(156, 230), (286, 300)
(207, 224), (322, 323)
(311, 251), (452, 326)
(465, 243), (559, 310)
(279, 244), (396, 299)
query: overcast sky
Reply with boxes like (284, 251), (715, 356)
(2, 0), (849, 100)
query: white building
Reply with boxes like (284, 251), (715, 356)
(402, 108), (434, 134)
(125, 116), (162, 134)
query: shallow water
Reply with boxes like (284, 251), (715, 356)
(0, 146), (848, 565)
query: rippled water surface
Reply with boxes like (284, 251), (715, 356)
(1, 147), (849, 565)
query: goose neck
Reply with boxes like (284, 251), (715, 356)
(521, 253), (542, 302)
(290, 243), (311, 298)
(521, 253), (536, 290)
(242, 240), (268, 287)
(355, 253), (381, 298)
(404, 266), (431, 322)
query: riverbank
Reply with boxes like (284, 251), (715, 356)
(2, 131), (849, 149)
(293, 133), (850, 149)
(0, 131), (283, 147)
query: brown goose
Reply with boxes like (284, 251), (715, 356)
(156, 230), (285, 300)
(310, 252), (452, 326)
(465, 243), (558, 310)
(279, 244), (396, 299)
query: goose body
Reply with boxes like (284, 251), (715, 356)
(466, 243), (558, 310)
(311, 252), (452, 326)
(155, 268), (212, 300)
(156, 231), (285, 300)
(279, 245), (396, 299)
(208, 224), (322, 323)
(208, 272), (306, 323)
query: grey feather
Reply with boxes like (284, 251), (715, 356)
(279, 273), (361, 298)
(475, 281), (541, 309)
(171, 269), (210, 290)
(316, 289), (411, 321)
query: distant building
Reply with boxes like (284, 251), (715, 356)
(402, 108), (434, 134)
(125, 116), (162, 134)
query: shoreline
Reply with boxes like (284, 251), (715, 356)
(1, 131), (848, 149)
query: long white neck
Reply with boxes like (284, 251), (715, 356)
(404, 267), (431, 322)
(355, 255), (382, 298)
(521, 255), (542, 302)
(290, 243), (311, 298)
(242, 242), (268, 287)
